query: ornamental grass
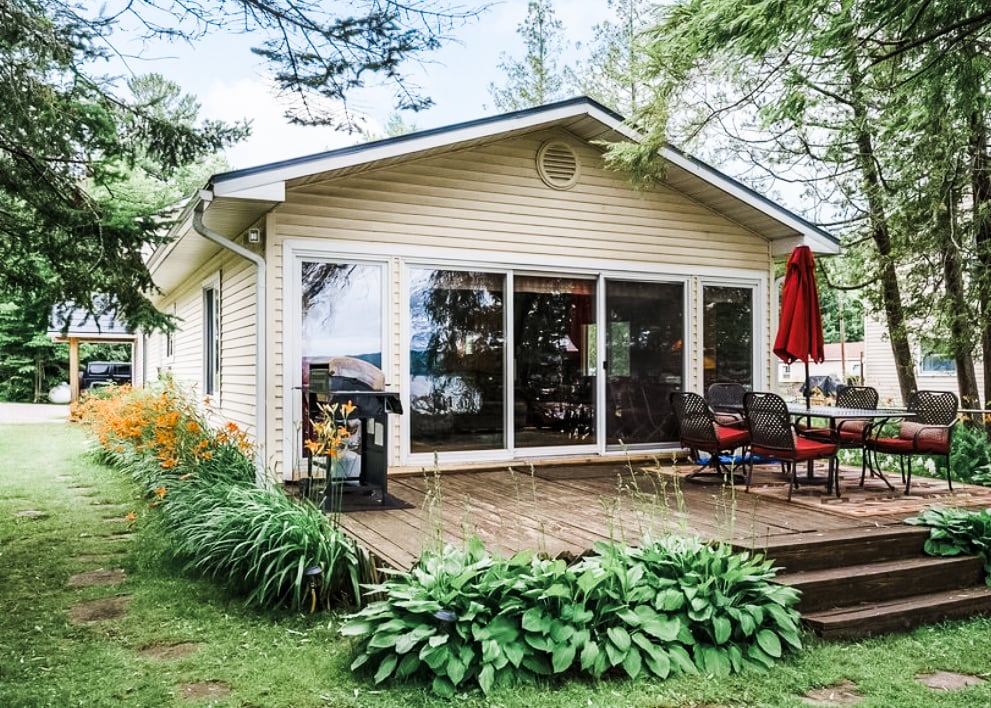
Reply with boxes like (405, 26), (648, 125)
(75, 379), (362, 610)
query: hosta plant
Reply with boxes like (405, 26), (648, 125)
(341, 534), (802, 696)
(907, 506), (991, 582)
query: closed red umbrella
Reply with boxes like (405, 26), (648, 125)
(774, 245), (825, 407)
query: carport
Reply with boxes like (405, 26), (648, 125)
(47, 304), (138, 404)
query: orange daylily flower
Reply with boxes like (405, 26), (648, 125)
(125, 511), (137, 523)
(154, 486), (168, 499)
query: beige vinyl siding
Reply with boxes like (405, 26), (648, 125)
(863, 315), (985, 408)
(276, 131), (768, 269)
(148, 250), (258, 437)
(266, 210), (286, 471)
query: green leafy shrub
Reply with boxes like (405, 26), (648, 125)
(341, 535), (802, 696)
(577, 536), (802, 680)
(163, 479), (361, 608)
(907, 506), (991, 582)
(950, 423), (991, 486)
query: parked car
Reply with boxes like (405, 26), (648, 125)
(80, 361), (132, 389)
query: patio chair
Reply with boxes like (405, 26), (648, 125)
(743, 391), (840, 501)
(864, 390), (958, 494)
(670, 391), (749, 482)
(797, 385), (879, 482)
(705, 381), (748, 428)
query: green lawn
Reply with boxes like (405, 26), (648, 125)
(1, 421), (990, 707)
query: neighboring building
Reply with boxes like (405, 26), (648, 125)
(863, 314), (985, 408)
(48, 301), (139, 403)
(140, 97), (839, 480)
(777, 341), (864, 389)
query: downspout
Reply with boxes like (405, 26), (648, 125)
(193, 198), (268, 486)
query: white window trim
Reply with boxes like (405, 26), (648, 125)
(283, 247), (392, 480)
(202, 273), (221, 403)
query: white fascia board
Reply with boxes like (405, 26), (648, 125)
(659, 146), (841, 255)
(210, 180), (286, 202)
(210, 103), (637, 197)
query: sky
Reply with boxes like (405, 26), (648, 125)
(113, 1), (614, 171)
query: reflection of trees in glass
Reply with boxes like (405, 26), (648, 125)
(422, 271), (504, 381)
(301, 262), (355, 316)
(411, 270), (505, 450)
(704, 287), (753, 386)
(514, 281), (576, 394)
(301, 261), (382, 364)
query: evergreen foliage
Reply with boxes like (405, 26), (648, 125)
(0, 1), (473, 331)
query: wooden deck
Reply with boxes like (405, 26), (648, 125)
(333, 460), (912, 571)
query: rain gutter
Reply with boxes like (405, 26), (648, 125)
(192, 197), (268, 485)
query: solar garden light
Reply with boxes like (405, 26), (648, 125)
(305, 565), (323, 613)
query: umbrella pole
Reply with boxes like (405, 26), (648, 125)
(803, 359), (815, 480)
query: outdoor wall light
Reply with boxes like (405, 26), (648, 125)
(305, 565), (323, 613)
(247, 228), (261, 243)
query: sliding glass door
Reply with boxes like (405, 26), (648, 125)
(605, 280), (684, 447)
(513, 275), (597, 448)
(702, 285), (754, 390)
(408, 268), (505, 453)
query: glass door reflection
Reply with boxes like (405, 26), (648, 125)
(605, 280), (684, 447)
(514, 275), (596, 448)
(409, 269), (505, 453)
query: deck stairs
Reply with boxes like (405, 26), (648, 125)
(755, 525), (991, 639)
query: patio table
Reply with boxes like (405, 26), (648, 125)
(786, 404), (913, 490)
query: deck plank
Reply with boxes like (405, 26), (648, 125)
(333, 463), (908, 571)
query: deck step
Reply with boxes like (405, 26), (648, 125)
(754, 525), (929, 573)
(776, 555), (985, 613)
(802, 586), (991, 639)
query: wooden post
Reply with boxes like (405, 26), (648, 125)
(68, 338), (80, 403)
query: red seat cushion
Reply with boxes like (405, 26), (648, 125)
(751, 437), (836, 461)
(872, 423), (951, 455)
(870, 437), (914, 455)
(715, 425), (749, 448)
(714, 412), (746, 429)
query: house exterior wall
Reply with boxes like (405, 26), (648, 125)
(863, 314), (985, 408)
(268, 129), (774, 476)
(145, 246), (259, 437)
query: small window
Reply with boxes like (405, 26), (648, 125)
(204, 283), (220, 395)
(920, 350), (955, 374)
(919, 340), (955, 374)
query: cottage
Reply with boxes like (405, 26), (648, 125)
(141, 97), (839, 481)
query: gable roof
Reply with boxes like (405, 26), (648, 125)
(151, 97), (839, 294)
(205, 96), (838, 255)
(48, 301), (135, 342)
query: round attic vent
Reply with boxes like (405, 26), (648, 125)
(536, 141), (580, 189)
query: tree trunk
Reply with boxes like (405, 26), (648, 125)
(940, 216), (981, 412)
(970, 113), (991, 420)
(848, 89), (918, 404)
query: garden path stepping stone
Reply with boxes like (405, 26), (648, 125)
(180, 681), (231, 701)
(68, 568), (126, 587)
(916, 671), (985, 691)
(74, 553), (122, 563)
(15, 510), (47, 518)
(69, 486), (95, 494)
(139, 642), (199, 661)
(68, 595), (132, 624)
(802, 680), (863, 706)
